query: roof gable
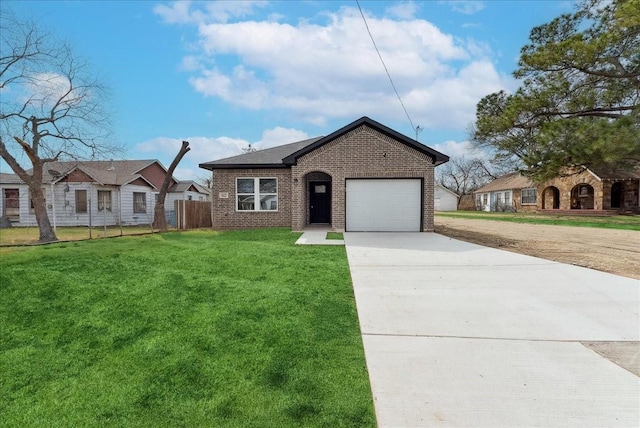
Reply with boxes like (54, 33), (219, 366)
(199, 117), (449, 170)
(283, 116), (448, 166)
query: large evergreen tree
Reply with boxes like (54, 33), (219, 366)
(473, 0), (640, 182)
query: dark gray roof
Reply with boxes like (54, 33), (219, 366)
(199, 137), (322, 170)
(199, 116), (449, 170)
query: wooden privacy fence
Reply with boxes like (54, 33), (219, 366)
(175, 200), (212, 230)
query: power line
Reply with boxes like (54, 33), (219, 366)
(355, 0), (419, 138)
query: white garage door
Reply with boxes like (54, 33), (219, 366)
(346, 179), (422, 232)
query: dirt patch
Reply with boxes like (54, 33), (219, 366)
(434, 217), (640, 280)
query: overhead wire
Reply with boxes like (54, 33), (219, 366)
(355, 0), (419, 138)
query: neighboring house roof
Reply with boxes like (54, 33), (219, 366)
(169, 180), (210, 194)
(16, 160), (174, 189)
(475, 172), (534, 193)
(0, 173), (24, 184)
(436, 184), (460, 198)
(588, 163), (640, 180)
(200, 116), (449, 170)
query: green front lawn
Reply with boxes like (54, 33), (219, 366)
(0, 226), (158, 246)
(436, 211), (640, 231)
(0, 229), (375, 427)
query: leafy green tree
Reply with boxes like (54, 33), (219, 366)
(473, 0), (640, 182)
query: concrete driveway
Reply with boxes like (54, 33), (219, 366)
(344, 232), (639, 427)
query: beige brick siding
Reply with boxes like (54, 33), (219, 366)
(211, 168), (292, 229)
(291, 125), (435, 232)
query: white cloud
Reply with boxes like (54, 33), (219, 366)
(432, 139), (485, 159)
(385, 1), (420, 20)
(154, 0), (268, 25)
(157, 3), (511, 131)
(257, 127), (310, 149)
(446, 1), (486, 15)
(133, 126), (309, 180)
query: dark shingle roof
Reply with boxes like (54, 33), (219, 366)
(199, 137), (322, 170)
(199, 116), (449, 170)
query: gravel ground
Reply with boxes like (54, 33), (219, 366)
(434, 216), (640, 280)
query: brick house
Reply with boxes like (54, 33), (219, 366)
(474, 164), (640, 214)
(199, 117), (449, 232)
(538, 165), (640, 213)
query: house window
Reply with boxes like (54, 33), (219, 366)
(3, 188), (19, 219)
(98, 190), (112, 211)
(521, 188), (537, 205)
(236, 178), (278, 211)
(133, 192), (146, 213)
(504, 191), (511, 204)
(75, 190), (87, 213)
(482, 194), (488, 206)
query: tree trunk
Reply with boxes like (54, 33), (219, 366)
(153, 141), (191, 232)
(29, 181), (57, 243)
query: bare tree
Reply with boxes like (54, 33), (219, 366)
(436, 156), (504, 206)
(153, 141), (190, 232)
(0, 10), (114, 242)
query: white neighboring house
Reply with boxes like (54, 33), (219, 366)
(434, 185), (459, 211)
(0, 160), (210, 227)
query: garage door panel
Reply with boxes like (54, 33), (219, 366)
(346, 179), (421, 232)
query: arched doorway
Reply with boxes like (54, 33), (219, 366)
(570, 184), (594, 209)
(610, 182), (624, 209)
(304, 171), (332, 225)
(542, 186), (560, 209)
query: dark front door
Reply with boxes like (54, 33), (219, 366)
(310, 182), (331, 224)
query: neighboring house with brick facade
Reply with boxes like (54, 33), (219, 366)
(0, 160), (209, 227)
(200, 117), (449, 232)
(538, 164), (640, 213)
(474, 164), (640, 213)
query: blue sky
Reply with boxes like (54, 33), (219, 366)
(4, 0), (573, 181)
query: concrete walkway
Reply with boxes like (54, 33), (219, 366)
(295, 227), (344, 245)
(344, 232), (639, 427)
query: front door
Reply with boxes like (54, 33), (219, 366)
(309, 182), (331, 224)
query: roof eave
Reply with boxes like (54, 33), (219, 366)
(199, 163), (289, 171)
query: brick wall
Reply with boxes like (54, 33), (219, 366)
(291, 125), (435, 232)
(211, 168), (292, 229)
(537, 169), (604, 210)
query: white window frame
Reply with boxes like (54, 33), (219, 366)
(236, 177), (278, 212)
(98, 190), (112, 212)
(75, 189), (88, 213)
(133, 192), (147, 213)
(521, 188), (537, 205)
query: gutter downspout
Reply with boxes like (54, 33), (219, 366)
(50, 182), (57, 232)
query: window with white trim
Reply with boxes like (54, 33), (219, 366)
(236, 178), (278, 211)
(133, 192), (146, 213)
(504, 191), (511, 204)
(75, 190), (87, 213)
(521, 188), (537, 205)
(98, 190), (112, 211)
